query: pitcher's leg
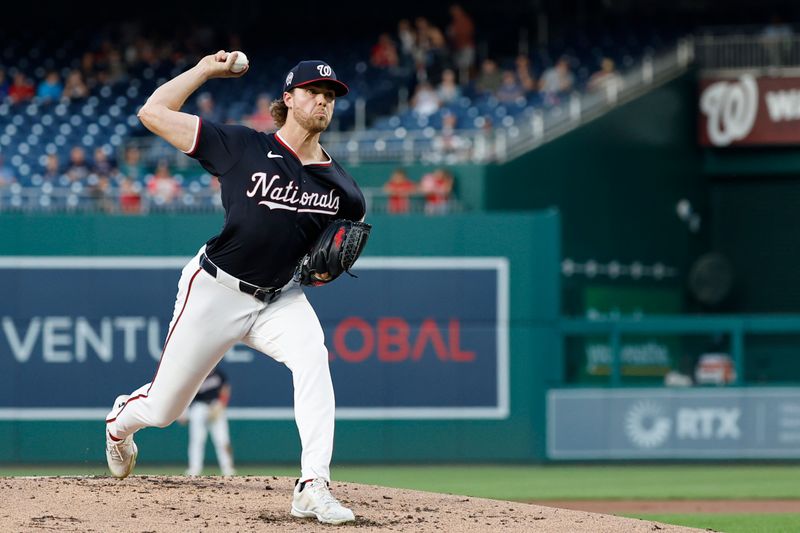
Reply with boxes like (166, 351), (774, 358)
(289, 344), (334, 482)
(244, 288), (334, 482)
(107, 269), (253, 439)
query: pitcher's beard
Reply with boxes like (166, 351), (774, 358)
(294, 107), (330, 133)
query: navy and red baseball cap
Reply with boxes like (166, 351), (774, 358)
(283, 60), (349, 97)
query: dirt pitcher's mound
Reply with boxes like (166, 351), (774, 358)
(0, 476), (702, 532)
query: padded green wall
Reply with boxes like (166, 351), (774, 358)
(0, 211), (559, 464)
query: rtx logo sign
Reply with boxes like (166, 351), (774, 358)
(676, 408), (741, 440)
(624, 402), (742, 448)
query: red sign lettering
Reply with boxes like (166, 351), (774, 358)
(449, 319), (475, 361)
(331, 317), (476, 363)
(333, 317), (374, 362)
(377, 318), (409, 362)
(412, 318), (449, 361)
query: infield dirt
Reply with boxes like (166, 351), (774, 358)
(0, 475), (705, 532)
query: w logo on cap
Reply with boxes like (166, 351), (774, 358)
(284, 60), (349, 97)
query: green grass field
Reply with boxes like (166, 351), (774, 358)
(624, 514), (800, 533)
(2, 464), (798, 532)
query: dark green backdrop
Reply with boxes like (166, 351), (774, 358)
(0, 211), (560, 464)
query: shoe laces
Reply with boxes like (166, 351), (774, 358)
(309, 479), (341, 508)
(107, 434), (129, 462)
(107, 441), (124, 462)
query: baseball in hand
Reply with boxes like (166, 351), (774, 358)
(230, 51), (248, 73)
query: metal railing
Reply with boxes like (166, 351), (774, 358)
(0, 185), (462, 215)
(125, 129), (499, 169)
(561, 315), (800, 386)
(696, 32), (800, 70)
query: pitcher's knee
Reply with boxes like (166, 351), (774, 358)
(149, 405), (183, 428)
(300, 343), (330, 368)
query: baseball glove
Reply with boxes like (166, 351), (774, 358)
(296, 219), (372, 286)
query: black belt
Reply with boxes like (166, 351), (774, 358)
(199, 253), (281, 303)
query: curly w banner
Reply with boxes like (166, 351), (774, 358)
(0, 257), (508, 421)
(548, 388), (800, 459)
(699, 75), (800, 146)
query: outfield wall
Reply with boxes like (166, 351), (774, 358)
(0, 211), (560, 463)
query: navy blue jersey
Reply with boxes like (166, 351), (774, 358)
(186, 118), (366, 287)
(193, 368), (227, 404)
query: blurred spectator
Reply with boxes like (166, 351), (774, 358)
(65, 146), (91, 183)
(413, 17), (433, 69)
(447, 4), (475, 82)
(411, 81), (440, 117)
(420, 168), (454, 215)
(412, 17), (450, 82)
(62, 70), (89, 101)
(383, 168), (418, 214)
(515, 54), (537, 93)
(762, 14), (794, 66)
(0, 155), (16, 187)
(472, 115), (497, 162)
(119, 177), (143, 214)
(106, 48), (128, 84)
(370, 33), (399, 69)
(41, 154), (62, 182)
(539, 56), (574, 104)
(147, 160), (181, 205)
(88, 175), (114, 213)
(245, 93), (276, 132)
(120, 146), (146, 183)
(396, 19), (417, 67)
(432, 113), (469, 162)
(197, 91), (224, 123)
(92, 147), (118, 180)
(80, 51), (98, 89)
(475, 59), (502, 95)
(425, 26), (450, 84)
(495, 70), (525, 103)
(762, 14), (793, 40)
(8, 72), (34, 104)
(0, 69), (8, 100)
(36, 71), (63, 102)
(588, 57), (623, 96)
(437, 68), (461, 104)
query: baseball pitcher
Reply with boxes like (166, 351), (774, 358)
(104, 50), (370, 525)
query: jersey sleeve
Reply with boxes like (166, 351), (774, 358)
(183, 116), (254, 176)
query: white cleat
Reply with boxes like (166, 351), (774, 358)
(105, 395), (138, 479)
(106, 431), (138, 479)
(291, 478), (355, 525)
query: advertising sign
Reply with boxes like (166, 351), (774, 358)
(0, 257), (508, 420)
(699, 75), (800, 146)
(548, 388), (800, 459)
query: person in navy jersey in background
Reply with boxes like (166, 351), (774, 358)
(180, 366), (235, 477)
(104, 50), (364, 525)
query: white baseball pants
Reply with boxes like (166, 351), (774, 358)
(106, 248), (335, 482)
(186, 401), (235, 476)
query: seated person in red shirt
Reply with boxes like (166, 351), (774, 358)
(383, 168), (417, 214)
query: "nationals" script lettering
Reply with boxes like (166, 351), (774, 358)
(246, 172), (340, 215)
